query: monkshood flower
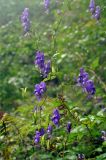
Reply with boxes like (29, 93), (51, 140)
(34, 82), (46, 100)
(77, 154), (85, 160)
(21, 8), (30, 34)
(47, 125), (52, 134)
(77, 68), (89, 87)
(51, 109), (60, 126)
(77, 68), (95, 97)
(34, 128), (45, 144)
(84, 80), (95, 96)
(89, 0), (101, 20)
(67, 122), (71, 133)
(35, 51), (45, 69)
(89, 0), (95, 14)
(44, 0), (50, 11)
(35, 51), (51, 78)
(39, 128), (45, 136)
(53, 109), (61, 119)
(94, 6), (101, 20)
(34, 131), (41, 144)
(42, 60), (51, 78)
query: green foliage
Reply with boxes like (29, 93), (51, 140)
(0, 0), (106, 159)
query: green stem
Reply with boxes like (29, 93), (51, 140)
(62, 102), (94, 140)
(85, 124), (93, 140)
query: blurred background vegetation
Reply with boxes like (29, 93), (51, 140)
(0, 0), (106, 111)
(0, 0), (106, 159)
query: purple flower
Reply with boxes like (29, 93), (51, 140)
(53, 109), (61, 119)
(40, 81), (46, 93)
(67, 122), (71, 133)
(35, 51), (45, 69)
(42, 60), (51, 78)
(77, 68), (89, 87)
(47, 125), (52, 134)
(44, 0), (50, 11)
(94, 6), (101, 20)
(85, 80), (95, 96)
(89, 0), (95, 14)
(34, 81), (46, 100)
(51, 109), (60, 126)
(34, 131), (40, 144)
(34, 128), (45, 144)
(77, 68), (95, 97)
(89, 0), (101, 21)
(77, 154), (85, 160)
(35, 51), (51, 78)
(21, 8), (30, 34)
(39, 128), (45, 136)
(52, 117), (59, 125)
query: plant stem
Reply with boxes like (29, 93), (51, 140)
(85, 124), (93, 140)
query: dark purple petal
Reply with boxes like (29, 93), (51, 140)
(67, 122), (71, 133)
(40, 128), (45, 136)
(52, 117), (59, 125)
(53, 109), (60, 118)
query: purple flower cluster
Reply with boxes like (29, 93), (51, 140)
(34, 108), (72, 145)
(34, 81), (46, 100)
(43, 61), (51, 78)
(35, 51), (51, 78)
(35, 51), (45, 69)
(67, 122), (71, 133)
(77, 68), (95, 97)
(51, 109), (61, 126)
(85, 80), (95, 95)
(39, 128), (45, 136)
(77, 68), (89, 85)
(34, 128), (45, 144)
(34, 131), (40, 144)
(89, 0), (101, 20)
(44, 0), (50, 11)
(34, 125), (53, 144)
(21, 8), (30, 34)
